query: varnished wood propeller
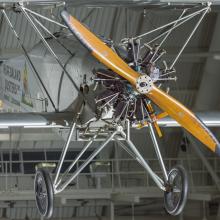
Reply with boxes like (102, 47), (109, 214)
(61, 10), (220, 156)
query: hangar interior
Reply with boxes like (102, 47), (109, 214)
(0, 0), (220, 220)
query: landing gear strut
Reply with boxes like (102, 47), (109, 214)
(34, 113), (189, 219)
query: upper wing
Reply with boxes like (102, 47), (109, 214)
(61, 11), (220, 156)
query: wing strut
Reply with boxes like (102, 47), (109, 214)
(2, 10), (58, 112)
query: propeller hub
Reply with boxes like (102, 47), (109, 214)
(136, 75), (153, 94)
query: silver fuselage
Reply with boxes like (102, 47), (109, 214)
(0, 33), (99, 115)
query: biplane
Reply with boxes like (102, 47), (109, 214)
(0, 0), (219, 219)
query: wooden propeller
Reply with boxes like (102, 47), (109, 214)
(61, 11), (220, 156)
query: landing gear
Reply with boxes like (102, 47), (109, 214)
(34, 118), (189, 218)
(35, 169), (54, 219)
(164, 165), (188, 216)
(147, 121), (188, 215)
(34, 112), (121, 218)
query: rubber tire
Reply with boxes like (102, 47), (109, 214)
(164, 165), (188, 216)
(35, 169), (54, 218)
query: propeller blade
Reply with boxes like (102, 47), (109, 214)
(61, 11), (220, 156)
(61, 11), (139, 85)
(147, 85), (219, 153)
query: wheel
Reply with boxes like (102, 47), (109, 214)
(34, 169), (54, 218)
(164, 165), (188, 216)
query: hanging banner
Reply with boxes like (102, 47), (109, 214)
(0, 58), (34, 110)
(21, 62), (33, 108)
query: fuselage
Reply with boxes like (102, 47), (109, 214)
(0, 33), (99, 113)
